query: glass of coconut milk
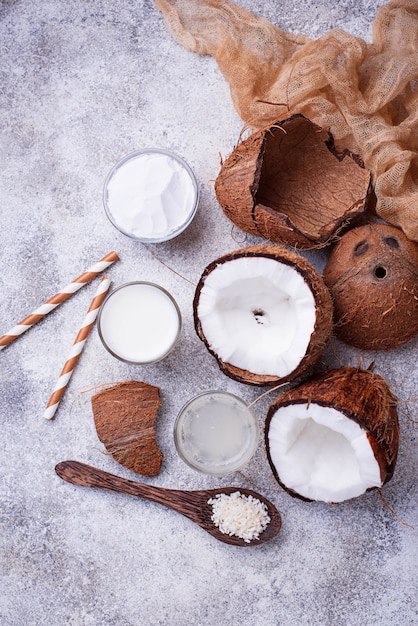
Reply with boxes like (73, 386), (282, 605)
(97, 282), (182, 364)
(103, 148), (199, 243)
(174, 391), (259, 475)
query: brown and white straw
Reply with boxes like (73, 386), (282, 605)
(44, 276), (111, 420)
(0, 251), (119, 351)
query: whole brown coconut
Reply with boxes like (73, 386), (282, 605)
(265, 367), (399, 503)
(193, 244), (333, 386)
(215, 114), (374, 248)
(323, 223), (418, 350)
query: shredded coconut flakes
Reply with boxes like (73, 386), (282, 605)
(208, 491), (270, 543)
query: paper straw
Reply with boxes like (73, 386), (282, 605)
(0, 251), (118, 351)
(44, 276), (111, 420)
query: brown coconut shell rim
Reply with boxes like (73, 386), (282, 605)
(216, 114), (375, 248)
(264, 367), (399, 502)
(193, 244), (333, 386)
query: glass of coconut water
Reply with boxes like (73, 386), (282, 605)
(174, 391), (259, 475)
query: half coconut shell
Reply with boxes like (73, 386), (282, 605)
(215, 114), (374, 248)
(193, 244), (333, 386)
(265, 367), (399, 503)
(323, 222), (418, 350)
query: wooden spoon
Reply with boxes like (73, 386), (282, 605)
(55, 460), (282, 546)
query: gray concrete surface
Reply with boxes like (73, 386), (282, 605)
(1, 1), (416, 625)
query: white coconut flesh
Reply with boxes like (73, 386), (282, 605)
(197, 256), (316, 376)
(268, 403), (382, 502)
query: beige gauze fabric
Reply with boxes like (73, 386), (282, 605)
(155, 0), (418, 241)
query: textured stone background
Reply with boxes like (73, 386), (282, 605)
(1, 1), (416, 625)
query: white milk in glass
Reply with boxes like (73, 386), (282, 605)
(98, 282), (181, 363)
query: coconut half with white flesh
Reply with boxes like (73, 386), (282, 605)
(193, 245), (333, 386)
(265, 367), (399, 503)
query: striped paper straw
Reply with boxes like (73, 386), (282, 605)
(0, 251), (118, 351)
(44, 276), (111, 420)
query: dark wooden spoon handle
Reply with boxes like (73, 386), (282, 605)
(55, 460), (186, 509)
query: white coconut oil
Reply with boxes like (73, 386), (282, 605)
(104, 149), (198, 242)
(174, 391), (259, 475)
(98, 282), (181, 364)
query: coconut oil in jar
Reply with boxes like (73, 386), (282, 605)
(174, 391), (259, 475)
(103, 149), (199, 243)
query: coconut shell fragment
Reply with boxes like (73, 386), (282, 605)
(265, 367), (399, 503)
(323, 223), (418, 350)
(91, 381), (163, 476)
(193, 244), (333, 386)
(215, 114), (374, 248)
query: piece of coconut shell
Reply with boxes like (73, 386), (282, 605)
(193, 244), (333, 386)
(215, 114), (374, 248)
(91, 381), (163, 476)
(323, 222), (418, 350)
(265, 366), (399, 502)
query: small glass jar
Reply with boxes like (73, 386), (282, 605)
(174, 391), (259, 475)
(97, 281), (182, 364)
(103, 148), (199, 243)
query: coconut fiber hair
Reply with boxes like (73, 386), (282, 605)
(155, 0), (418, 242)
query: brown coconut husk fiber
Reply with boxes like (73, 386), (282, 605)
(265, 367), (400, 500)
(91, 381), (163, 477)
(155, 0), (418, 242)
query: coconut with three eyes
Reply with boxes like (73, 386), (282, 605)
(323, 222), (418, 350)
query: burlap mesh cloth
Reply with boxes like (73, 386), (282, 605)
(155, 0), (418, 241)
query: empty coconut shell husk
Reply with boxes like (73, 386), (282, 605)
(91, 381), (163, 476)
(215, 114), (375, 248)
(193, 244), (333, 386)
(323, 222), (418, 350)
(265, 367), (399, 503)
